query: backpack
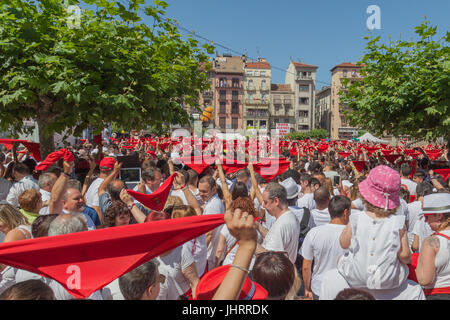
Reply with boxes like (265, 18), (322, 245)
(298, 207), (311, 247)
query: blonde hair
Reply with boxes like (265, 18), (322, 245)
(163, 196), (184, 211)
(0, 203), (29, 231)
(18, 189), (41, 213)
(438, 212), (450, 231)
(361, 196), (398, 218)
(171, 205), (197, 219)
(285, 266), (302, 300)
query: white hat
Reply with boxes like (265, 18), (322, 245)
(279, 177), (301, 200)
(422, 193), (450, 215)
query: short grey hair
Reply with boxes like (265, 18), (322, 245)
(67, 179), (81, 192)
(38, 173), (55, 189)
(119, 259), (160, 300)
(48, 213), (87, 236)
(265, 182), (288, 207)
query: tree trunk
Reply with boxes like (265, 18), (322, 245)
(36, 117), (55, 159)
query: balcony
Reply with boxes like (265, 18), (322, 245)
(218, 95), (227, 101)
(231, 95), (240, 102)
(246, 99), (269, 105)
(273, 99), (282, 105)
(296, 75), (312, 81)
(216, 81), (242, 88)
(203, 91), (213, 99)
(247, 111), (269, 118)
(284, 99), (292, 105)
(218, 108), (227, 115)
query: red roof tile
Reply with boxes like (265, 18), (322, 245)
(245, 62), (271, 69)
(330, 62), (363, 72)
(291, 61), (318, 69)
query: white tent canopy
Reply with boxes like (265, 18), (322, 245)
(357, 132), (388, 143)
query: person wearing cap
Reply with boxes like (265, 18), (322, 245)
(415, 193), (450, 300)
(85, 157), (117, 224)
(337, 165), (412, 290)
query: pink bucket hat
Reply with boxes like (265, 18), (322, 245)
(358, 165), (401, 211)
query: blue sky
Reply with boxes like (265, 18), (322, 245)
(157, 0), (449, 89)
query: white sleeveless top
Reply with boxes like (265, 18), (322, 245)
(424, 230), (450, 290)
(16, 225), (32, 239)
(337, 211), (409, 290)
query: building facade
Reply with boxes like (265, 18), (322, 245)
(213, 55), (245, 131)
(330, 62), (363, 140)
(269, 84), (295, 133)
(314, 86), (331, 133)
(243, 58), (271, 131)
(285, 61), (317, 132)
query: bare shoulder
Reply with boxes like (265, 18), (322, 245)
(426, 235), (440, 249)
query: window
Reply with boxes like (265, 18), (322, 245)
(254, 71), (259, 76)
(261, 93), (266, 103)
(246, 70), (253, 76)
(299, 85), (309, 92)
(260, 120), (267, 129)
(248, 93), (253, 103)
(298, 125), (309, 130)
(308, 72), (311, 77)
(298, 110), (309, 117)
(260, 71), (266, 77)
(219, 117), (226, 129)
(219, 102), (226, 114)
(231, 102), (239, 114)
(219, 78), (227, 87)
(248, 80), (254, 90)
(232, 90), (239, 100)
(261, 80), (267, 91)
(232, 78), (240, 88)
(219, 90), (226, 100)
(299, 97), (309, 105)
(247, 120), (254, 127)
(343, 70), (347, 78)
(232, 117), (238, 129)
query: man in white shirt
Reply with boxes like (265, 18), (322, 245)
(400, 163), (417, 196)
(254, 182), (300, 264)
(198, 175), (225, 271)
(132, 168), (163, 214)
(301, 195), (350, 300)
(311, 187), (331, 226)
(38, 172), (57, 215)
(297, 173), (316, 211)
(85, 157), (117, 224)
(6, 163), (39, 207)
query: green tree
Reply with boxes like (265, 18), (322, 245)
(286, 129), (329, 140)
(0, 0), (214, 157)
(340, 21), (449, 144)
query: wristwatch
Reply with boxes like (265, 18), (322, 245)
(127, 203), (135, 210)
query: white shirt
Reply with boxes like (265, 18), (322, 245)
(412, 217), (433, 252)
(157, 266), (180, 300)
(39, 189), (51, 215)
(297, 193), (316, 211)
(352, 198), (364, 211)
(407, 201), (423, 246)
(262, 210), (300, 264)
(424, 230), (450, 290)
(203, 194), (225, 269)
(182, 234), (208, 278)
(301, 224), (347, 296)
(401, 178), (417, 196)
(337, 211), (409, 290)
(103, 278), (124, 300)
(85, 177), (104, 207)
(311, 208), (331, 227)
(6, 175), (40, 207)
(170, 189), (188, 205)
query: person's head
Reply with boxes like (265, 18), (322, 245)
(18, 189), (42, 214)
(141, 168), (163, 192)
(187, 169), (198, 187)
(416, 181), (434, 200)
(231, 181), (249, 200)
(0, 202), (29, 234)
(399, 187), (410, 203)
(299, 173), (312, 192)
(328, 195), (351, 223)
(12, 163), (30, 181)
(119, 259), (161, 300)
(62, 188), (85, 213)
(324, 161), (335, 170)
(413, 170), (426, 183)
(334, 288), (375, 300)
(279, 177), (301, 207)
(230, 197), (257, 216)
(163, 195), (184, 215)
(312, 172), (326, 187)
(107, 179), (125, 201)
(104, 201), (131, 227)
(198, 175), (217, 203)
(99, 157), (117, 175)
(31, 214), (59, 238)
(251, 251), (297, 300)
(262, 182), (288, 216)
(48, 213), (88, 236)
(38, 172), (57, 192)
(422, 193), (450, 232)
(281, 169), (301, 185)
(171, 205), (197, 219)
(400, 163), (412, 178)
(314, 187), (330, 210)
(358, 165), (401, 217)
(236, 169), (250, 185)
(0, 280), (55, 300)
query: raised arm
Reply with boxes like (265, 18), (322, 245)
(98, 161), (123, 197)
(119, 189), (147, 224)
(49, 161), (74, 214)
(216, 160), (232, 210)
(82, 158), (97, 199)
(248, 162), (263, 206)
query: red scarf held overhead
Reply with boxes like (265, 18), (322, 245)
(384, 154), (401, 165)
(127, 173), (176, 212)
(352, 160), (367, 172)
(0, 214), (225, 299)
(253, 159), (291, 183)
(34, 149), (75, 172)
(177, 155), (216, 175)
(434, 169), (450, 182)
(338, 152), (351, 159)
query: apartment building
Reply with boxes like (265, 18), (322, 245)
(330, 62), (363, 140)
(285, 61), (318, 131)
(243, 58), (271, 131)
(213, 54), (245, 130)
(270, 84), (295, 133)
(314, 86), (331, 133)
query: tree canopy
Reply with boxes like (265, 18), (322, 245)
(0, 0), (214, 156)
(340, 21), (449, 143)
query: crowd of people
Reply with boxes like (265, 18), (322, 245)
(0, 132), (449, 300)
